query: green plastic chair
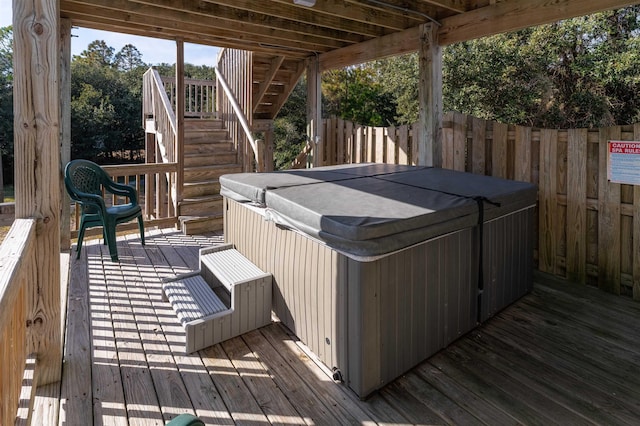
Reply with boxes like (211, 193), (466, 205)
(166, 414), (205, 426)
(64, 159), (145, 262)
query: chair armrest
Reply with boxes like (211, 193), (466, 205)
(72, 191), (107, 210)
(103, 179), (138, 204)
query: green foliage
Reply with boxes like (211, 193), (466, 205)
(322, 66), (396, 127)
(0, 26), (13, 184)
(442, 7), (640, 128)
(152, 63), (216, 80)
(114, 44), (146, 72)
(273, 80), (308, 170)
(71, 40), (148, 163)
(372, 54), (419, 125)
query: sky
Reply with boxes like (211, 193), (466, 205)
(0, 0), (220, 66)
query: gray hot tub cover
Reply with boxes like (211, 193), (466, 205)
(220, 164), (537, 257)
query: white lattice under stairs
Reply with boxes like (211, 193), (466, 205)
(162, 243), (272, 353)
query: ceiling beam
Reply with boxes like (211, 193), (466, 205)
(63, 1), (341, 54)
(133, 0), (390, 38)
(214, 0), (423, 31)
(320, 0), (639, 70)
(438, 0), (639, 45)
(319, 26), (420, 70)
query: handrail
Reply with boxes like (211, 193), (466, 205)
(290, 142), (313, 169)
(0, 218), (37, 425)
(143, 68), (177, 163)
(214, 66), (260, 167)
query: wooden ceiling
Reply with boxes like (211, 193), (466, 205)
(59, 0), (638, 70)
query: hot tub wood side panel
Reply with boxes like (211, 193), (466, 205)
(225, 199), (345, 372)
(224, 199), (534, 398)
(481, 208), (535, 321)
(346, 228), (479, 397)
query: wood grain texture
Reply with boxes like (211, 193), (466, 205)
(492, 122), (508, 178)
(598, 127), (622, 293)
(566, 128), (588, 285)
(538, 129), (558, 274)
(13, 0), (62, 385)
(514, 125), (532, 182)
(471, 116), (486, 175)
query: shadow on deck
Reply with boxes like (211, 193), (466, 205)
(32, 228), (640, 425)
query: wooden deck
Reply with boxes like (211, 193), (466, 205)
(32, 228), (640, 425)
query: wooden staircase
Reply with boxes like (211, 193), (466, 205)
(179, 118), (242, 234)
(251, 54), (306, 121)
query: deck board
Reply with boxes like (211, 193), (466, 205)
(33, 228), (640, 425)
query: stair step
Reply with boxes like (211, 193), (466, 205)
(162, 244), (272, 353)
(179, 195), (223, 217)
(185, 130), (230, 143)
(184, 164), (242, 182)
(185, 152), (237, 167)
(185, 118), (224, 130)
(162, 274), (229, 325)
(183, 181), (221, 198)
(180, 214), (224, 234)
(184, 141), (234, 154)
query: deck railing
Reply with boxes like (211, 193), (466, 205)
(70, 163), (179, 238)
(160, 76), (217, 119)
(0, 218), (37, 425)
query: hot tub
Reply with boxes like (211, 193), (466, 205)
(220, 164), (536, 398)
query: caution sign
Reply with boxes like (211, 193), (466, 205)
(608, 141), (640, 185)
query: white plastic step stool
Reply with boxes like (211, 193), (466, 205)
(162, 243), (272, 353)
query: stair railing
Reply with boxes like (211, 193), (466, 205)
(290, 141), (314, 169)
(143, 68), (177, 164)
(142, 67), (179, 215)
(160, 76), (217, 119)
(216, 49), (264, 172)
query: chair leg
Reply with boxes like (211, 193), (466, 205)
(105, 220), (119, 262)
(76, 220), (88, 259)
(137, 215), (145, 246)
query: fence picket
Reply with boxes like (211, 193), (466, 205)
(539, 129), (558, 274)
(598, 127), (622, 294)
(453, 112), (466, 172)
(492, 122), (508, 178)
(515, 125), (532, 182)
(566, 128), (588, 285)
(471, 116), (486, 175)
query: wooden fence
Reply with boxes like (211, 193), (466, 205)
(318, 114), (640, 299)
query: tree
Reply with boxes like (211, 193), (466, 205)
(0, 26), (13, 187)
(114, 44), (146, 71)
(322, 65), (396, 127)
(75, 40), (115, 67)
(273, 79), (308, 170)
(359, 7), (640, 129)
(71, 40), (146, 163)
(372, 54), (419, 125)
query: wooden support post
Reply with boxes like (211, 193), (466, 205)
(176, 39), (185, 206)
(417, 23), (443, 167)
(264, 125), (274, 172)
(306, 57), (322, 167)
(60, 18), (71, 250)
(13, 0), (62, 384)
